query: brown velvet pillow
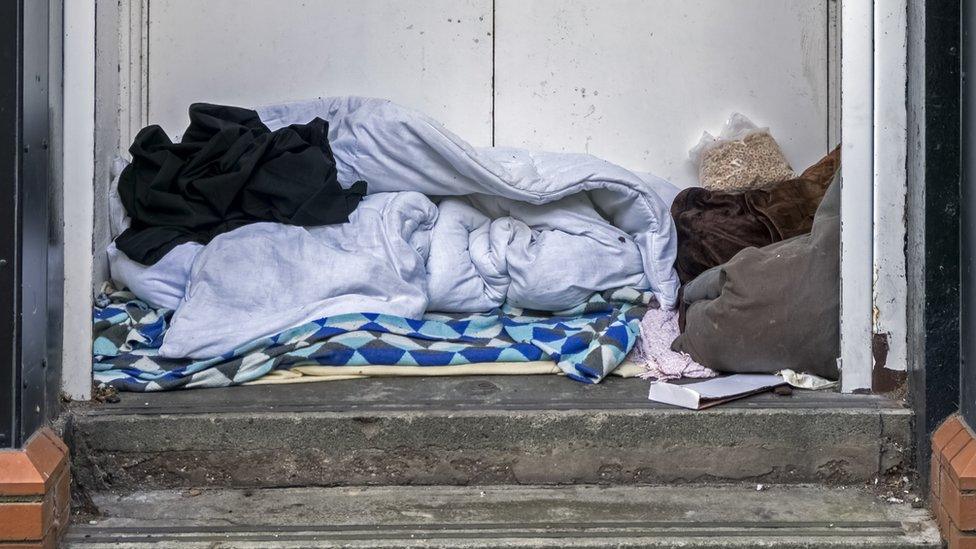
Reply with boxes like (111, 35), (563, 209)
(670, 146), (840, 285)
(671, 179), (841, 380)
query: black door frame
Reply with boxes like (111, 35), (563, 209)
(963, 0), (976, 428)
(0, 0), (58, 449)
(0, 0), (19, 449)
(909, 0), (963, 489)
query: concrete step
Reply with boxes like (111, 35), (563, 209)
(65, 376), (910, 491)
(65, 484), (939, 548)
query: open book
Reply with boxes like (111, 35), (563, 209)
(647, 374), (787, 410)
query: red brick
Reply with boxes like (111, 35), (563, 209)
(0, 429), (67, 498)
(944, 428), (975, 469)
(36, 430), (67, 459)
(42, 467), (71, 537)
(0, 502), (44, 541)
(947, 525), (976, 549)
(935, 500), (950, 536)
(951, 440), (976, 491)
(23, 430), (66, 490)
(0, 453), (45, 497)
(935, 416), (966, 453)
(0, 541), (57, 549)
(941, 507), (976, 549)
(0, 429), (70, 548)
(942, 469), (976, 530)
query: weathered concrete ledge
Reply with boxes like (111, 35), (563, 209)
(65, 377), (910, 491)
(65, 484), (940, 548)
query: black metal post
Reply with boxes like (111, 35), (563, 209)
(923, 1), (962, 425)
(0, 0), (19, 449)
(910, 0), (963, 489)
(962, 0), (976, 427)
(0, 0), (55, 449)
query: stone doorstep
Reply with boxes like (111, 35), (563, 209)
(63, 484), (942, 548)
(66, 377), (912, 491)
(0, 428), (71, 548)
(67, 403), (912, 491)
(62, 379), (922, 547)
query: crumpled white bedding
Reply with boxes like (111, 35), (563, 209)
(426, 195), (649, 313)
(109, 97), (681, 359)
(162, 192), (436, 359)
(107, 240), (202, 310)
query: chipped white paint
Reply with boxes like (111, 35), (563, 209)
(493, 0), (831, 188)
(62, 0), (96, 400)
(146, 0), (493, 146)
(840, 0), (875, 392)
(872, 0), (908, 373)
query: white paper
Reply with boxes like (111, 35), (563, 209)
(685, 374), (785, 399)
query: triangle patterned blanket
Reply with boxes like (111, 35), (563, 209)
(93, 285), (652, 392)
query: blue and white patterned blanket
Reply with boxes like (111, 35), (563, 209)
(93, 285), (653, 392)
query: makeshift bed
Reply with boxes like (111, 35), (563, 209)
(97, 97), (682, 391)
(96, 96), (844, 393)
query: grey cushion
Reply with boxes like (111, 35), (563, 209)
(671, 177), (840, 380)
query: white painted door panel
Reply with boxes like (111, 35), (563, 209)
(494, 0), (829, 188)
(147, 0), (494, 146)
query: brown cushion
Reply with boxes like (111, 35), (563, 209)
(671, 173), (840, 379)
(671, 147), (840, 284)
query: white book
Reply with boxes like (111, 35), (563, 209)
(647, 374), (787, 410)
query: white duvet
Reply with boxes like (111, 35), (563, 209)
(110, 97), (680, 359)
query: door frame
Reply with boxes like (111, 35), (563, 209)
(907, 0), (961, 492)
(61, 0), (96, 400)
(60, 0), (908, 399)
(1, 0), (60, 447)
(839, 0), (876, 392)
(839, 0), (911, 393)
(961, 0), (975, 427)
(0, 0), (20, 446)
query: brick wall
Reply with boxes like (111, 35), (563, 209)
(0, 428), (71, 548)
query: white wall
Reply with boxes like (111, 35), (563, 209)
(495, 0), (830, 188)
(147, 0), (494, 146)
(142, 0), (830, 187)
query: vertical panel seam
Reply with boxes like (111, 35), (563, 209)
(145, 0), (150, 126)
(827, 0), (831, 148)
(490, 0), (495, 146)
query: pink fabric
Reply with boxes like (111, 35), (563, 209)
(633, 308), (716, 381)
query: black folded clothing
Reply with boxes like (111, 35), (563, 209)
(115, 103), (366, 265)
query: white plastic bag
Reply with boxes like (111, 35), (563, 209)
(689, 113), (794, 191)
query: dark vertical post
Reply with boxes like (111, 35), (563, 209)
(922, 0), (962, 431)
(0, 0), (19, 449)
(0, 0), (54, 449)
(45, 0), (64, 430)
(962, 0), (976, 426)
(909, 0), (962, 488)
(18, 0), (51, 442)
